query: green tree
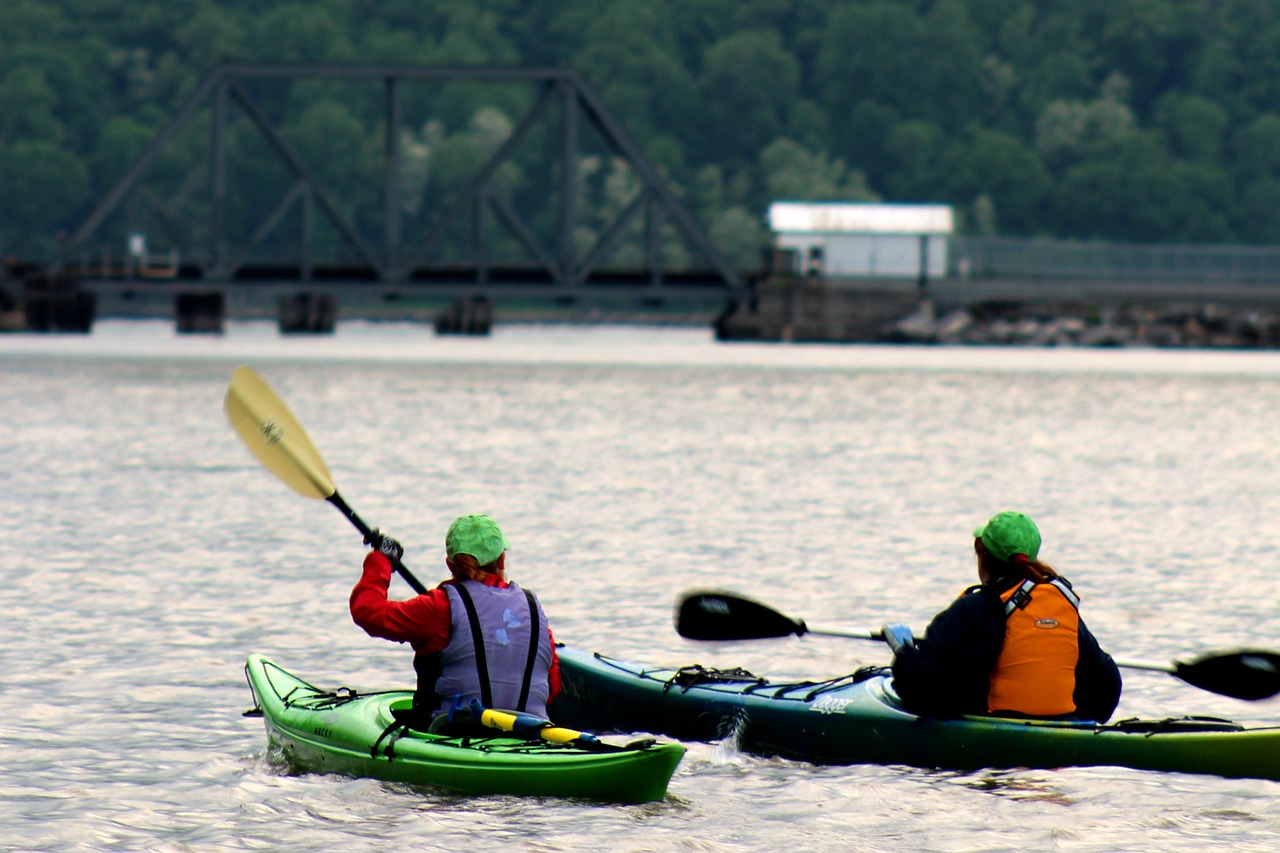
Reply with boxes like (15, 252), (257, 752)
(419, 107), (524, 261)
(0, 141), (91, 258)
(1189, 36), (1249, 119)
(1096, 0), (1201, 113)
(1013, 51), (1094, 128)
(1152, 93), (1229, 163)
(1230, 113), (1280, 183)
(918, 0), (987, 122)
(828, 100), (901, 192)
(6, 44), (113, 151)
(0, 68), (66, 146)
(882, 119), (945, 200)
(1034, 90), (1138, 170)
(571, 0), (698, 150)
(817, 1), (984, 142)
(1232, 15), (1280, 117)
(354, 23), (426, 64)
(1236, 178), (1280, 244)
(431, 4), (521, 65)
(816, 2), (925, 152)
(1050, 134), (1230, 242)
(937, 129), (1051, 236)
(709, 205), (769, 273)
(250, 4), (349, 63)
(698, 30), (802, 170)
(969, 0), (1034, 45)
(174, 7), (248, 70)
(285, 98), (381, 230)
(88, 116), (154, 198)
(1, 1), (74, 65)
(427, 107), (522, 201)
(688, 163), (727, 224)
(12, 0), (1280, 257)
(759, 138), (875, 202)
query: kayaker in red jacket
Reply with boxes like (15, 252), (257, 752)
(350, 513), (562, 730)
(883, 511), (1122, 721)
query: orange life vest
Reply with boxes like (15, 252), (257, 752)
(987, 578), (1082, 716)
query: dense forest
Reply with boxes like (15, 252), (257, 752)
(6, 0), (1280, 271)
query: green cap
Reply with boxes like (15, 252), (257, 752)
(973, 511), (1041, 561)
(445, 514), (510, 566)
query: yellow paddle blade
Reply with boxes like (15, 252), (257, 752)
(224, 365), (336, 500)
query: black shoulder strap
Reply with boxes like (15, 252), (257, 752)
(516, 588), (541, 712)
(1004, 578), (1037, 616)
(1002, 577), (1081, 618)
(1048, 577), (1081, 609)
(452, 582), (493, 709)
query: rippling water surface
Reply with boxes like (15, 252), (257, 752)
(3, 320), (1280, 851)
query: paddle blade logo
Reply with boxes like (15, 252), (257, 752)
(1242, 655), (1279, 674)
(259, 419), (285, 446)
(1035, 618), (1059, 629)
(699, 598), (731, 615)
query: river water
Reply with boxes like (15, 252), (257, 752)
(3, 320), (1280, 852)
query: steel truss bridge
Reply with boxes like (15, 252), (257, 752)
(46, 63), (743, 328)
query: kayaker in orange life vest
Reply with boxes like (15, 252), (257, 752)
(883, 511), (1122, 721)
(349, 514), (562, 730)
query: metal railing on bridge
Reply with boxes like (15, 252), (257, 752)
(953, 236), (1280, 284)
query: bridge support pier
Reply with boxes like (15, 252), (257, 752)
(435, 295), (493, 335)
(0, 293), (21, 331)
(175, 292), (225, 334)
(22, 274), (95, 333)
(715, 276), (918, 342)
(278, 293), (337, 334)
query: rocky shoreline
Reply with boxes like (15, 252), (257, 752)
(712, 277), (1280, 347)
(888, 300), (1280, 348)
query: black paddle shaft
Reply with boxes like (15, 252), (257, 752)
(326, 492), (427, 594)
(676, 590), (1280, 702)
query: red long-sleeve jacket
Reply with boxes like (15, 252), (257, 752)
(349, 551), (562, 703)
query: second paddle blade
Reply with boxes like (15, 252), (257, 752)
(1175, 650), (1280, 701)
(675, 590), (806, 641)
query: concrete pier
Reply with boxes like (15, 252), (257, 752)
(715, 276), (920, 342)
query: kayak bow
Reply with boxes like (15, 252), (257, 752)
(244, 654), (684, 803)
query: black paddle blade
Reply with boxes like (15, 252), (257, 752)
(1175, 650), (1280, 701)
(675, 590), (806, 640)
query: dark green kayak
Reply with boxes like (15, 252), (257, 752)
(552, 647), (1280, 781)
(243, 654), (685, 803)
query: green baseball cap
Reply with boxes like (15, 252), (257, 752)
(445, 514), (510, 566)
(973, 511), (1041, 561)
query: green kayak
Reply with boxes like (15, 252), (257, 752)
(243, 654), (685, 803)
(552, 647), (1280, 781)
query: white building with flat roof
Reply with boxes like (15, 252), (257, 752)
(767, 201), (954, 281)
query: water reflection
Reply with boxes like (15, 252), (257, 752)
(959, 768), (1079, 805)
(3, 322), (1280, 851)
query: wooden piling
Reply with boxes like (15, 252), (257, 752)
(435, 295), (493, 335)
(175, 292), (225, 334)
(278, 293), (337, 334)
